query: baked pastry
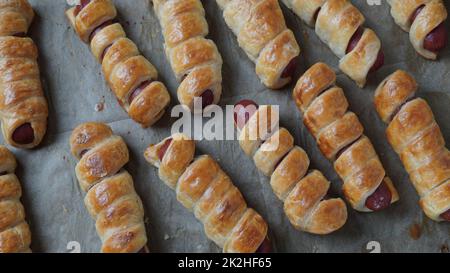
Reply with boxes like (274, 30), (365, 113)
(0, 145), (31, 253)
(65, 0), (170, 127)
(70, 122), (148, 253)
(387, 0), (448, 60)
(0, 0), (48, 148)
(144, 133), (270, 252)
(293, 63), (399, 211)
(374, 70), (450, 221)
(153, 0), (223, 110)
(215, 0), (301, 89)
(281, 0), (384, 87)
(234, 101), (347, 234)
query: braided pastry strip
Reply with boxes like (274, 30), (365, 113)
(234, 102), (347, 234)
(0, 0), (48, 148)
(153, 0), (223, 111)
(293, 63), (399, 212)
(0, 145), (31, 253)
(387, 0), (448, 60)
(66, 0), (170, 127)
(374, 70), (450, 221)
(281, 0), (384, 87)
(144, 133), (269, 253)
(70, 122), (148, 253)
(216, 0), (301, 89)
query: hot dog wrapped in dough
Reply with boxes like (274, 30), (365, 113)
(233, 100), (347, 234)
(281, 0), (384, 87)
(293, 63), (399, 212)
(374, 70), (450, 221)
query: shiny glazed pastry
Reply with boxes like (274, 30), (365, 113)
(152, 0), (223, 110)
(215, 0), (301, 89)
(0, 0), (48, 148)
(293, 63), (399, 212)
(387, 0), (448, 60)
(66, 0), (170, 127)
(144, 133), (270, 253)
(374, 70), (450, 221)
(0, 145), (31, 253)
(233, 100), (347, 234)
(70, 122), (148, 253)
(281, 0), (384, 87)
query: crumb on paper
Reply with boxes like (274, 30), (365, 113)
(95, 101), (105, 112)
(164, 234), (170, 240)
(66, 0), (80, 5)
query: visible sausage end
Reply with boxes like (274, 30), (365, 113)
(157, 138), (173, 162)
(128, 80), (153, 105)
(347, 27), (384, 73)
(12, 123), (35, 145)
(423, 23), (448, 53)
(200, 89), (215, 109)
(281, 57), (298, 79)
(233, 99), (259, 130)
(74, 0), (91, 17)
(440, 209), (450, 222)
(365, 180), (392, 211)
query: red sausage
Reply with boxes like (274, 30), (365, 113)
(233, 99), (259, 130)
(346, 27), (384, 73)
(365, 181), (392, 211)
(200, 89), (214, 109)
(100, 44), (112, 62)
(128, 80), (153, 105)
(157, 138), (173, 161)
(74, 0), (91, 16)
(281, 57), (298, 79)
(410, 5), (448, 53)
(12, 123), (34, 145)
(440, 209), (450, 221)
(255, 237), (272, 253)
(89, 20), (115, 42)
(79, 149), (89, 158)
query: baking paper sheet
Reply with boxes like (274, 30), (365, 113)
(4, 0), (449, 253)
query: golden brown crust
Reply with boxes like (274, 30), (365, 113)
(145, 134), (268, 252)
(237, 101), (347, 234)
(70, 123), (147, 252)
(388, 0), (448, 59)
(282, 0), (381, 87)
(374, 70), (417, 123)
(154, 0), (222, 110)
(0, 145), (31, 253)
(218, 0), (301, 89)
(66, 1), (170, 127)
(295, 63), (398, 211)
(376, 71), (450, 221)
(0, 2), (48, 149)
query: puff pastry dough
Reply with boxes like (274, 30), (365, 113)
(387, 0), (448, 60)
(70, 122), (148, 253)
(66, 0), (170, 127)
(281, 0), (383, 87)
(216, 0), (301, 89)
(375, 70), (450, 221)
(0, 0), (48, 148)
(293, 63), (399, 211)
(235, 103), (347, 234)
(0, 145), (31, 253)
(144, 133), (268, 253)
(153, 0), (222, 110)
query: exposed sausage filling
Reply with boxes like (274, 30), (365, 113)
(157, 138), (173, 161)
(74, 0), (91, 17)
(365, 181), (392, 211)
(346, 27), (384, 73)
(12, 123), (34, 145)
(200, 89), (214, 109)
(410, 5), (448, 53)
(233, 99), (259, 130)
(281, 57), (298, 79)
(128, 80), (153, 105)
(440, 209), (450, 221)
(255, 236), (272, 253)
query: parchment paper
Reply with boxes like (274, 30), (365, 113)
(4, 0), (449, 253)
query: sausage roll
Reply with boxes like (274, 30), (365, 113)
(233, 101), (347, 234)
(144, 133), (270, 253)
(293, 63), (399, 212)
(65, 0), (170, 127)
(153, 0), (223, 110)
(281, 0), (384, 87)
(70, 122), (148, 253)
(0, 0), (48, 148)
(387, 0), (448, 60)
(216, 0), (301, 89)
(374, 70), (450, 221)
(0, 145), (31, 253)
